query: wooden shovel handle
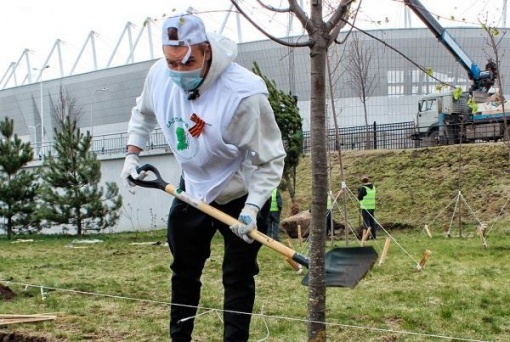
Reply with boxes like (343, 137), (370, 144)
(129, 164), (306, 265)
(162, 183), (297, 259)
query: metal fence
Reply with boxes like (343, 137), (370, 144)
(90, 130), (168, 155)
(30, 121), (422, 160)
(302, 121), (417, 153)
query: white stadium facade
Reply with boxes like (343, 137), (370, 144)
(1, 27), (509, 232)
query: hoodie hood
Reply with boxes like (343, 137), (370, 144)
(199, 32), (237, 93)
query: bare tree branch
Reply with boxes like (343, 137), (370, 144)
(229, 0), (310, 47)
(346, 32), (378, 134)
(256, 0), (290, 13)
(328, 44), (350, 90)
(334, 0), (362, 44)
(288, 0), (316, 34)
(342, 19), (452, 88)
(329, 16), (348, 43)
(479, 21), (508, 151)
(325, 0), (355, 33)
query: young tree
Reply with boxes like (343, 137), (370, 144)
(346, 32), (378, 124)
(231, 1), (355, 339)
(346, 31), (378, 149)
(252, 62), (303, 205)
(480, 23), (508, 152)
(38, 88), (122, 235)
(0, 117), (40, 239)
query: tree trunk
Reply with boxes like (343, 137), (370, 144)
(7, 215), (12, 240)
(308, 4), (329, 340)
(228, 1), (354, 339)
(363, 100), (372, 149)
(283, 173), (296, 202)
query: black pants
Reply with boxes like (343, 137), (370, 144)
(326, 211), (332, 235)
(267, 211), (281, 241)
(361, 209), (376, 239)
(167, 188), (269, 342)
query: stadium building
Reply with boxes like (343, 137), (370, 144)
(1, 26), (509, 232)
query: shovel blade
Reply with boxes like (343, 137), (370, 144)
(301, 246), (378, 288)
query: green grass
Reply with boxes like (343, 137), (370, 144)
(1, 230), (509, 341)
(2, 143), (510, 341)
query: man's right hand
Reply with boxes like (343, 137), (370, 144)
(230, 203), (259, 243)
(120, 154), (146, 194)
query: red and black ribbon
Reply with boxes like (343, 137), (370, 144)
(188, 113), (206, 138)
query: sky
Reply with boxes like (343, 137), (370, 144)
(0, 0), (507, 85)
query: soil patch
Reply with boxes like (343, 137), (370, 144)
(0, 287), (49, 341)
(0, 333), (49, 342)
(0, 284), (16, 301)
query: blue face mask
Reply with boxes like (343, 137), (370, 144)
(168, 68), (203, 91)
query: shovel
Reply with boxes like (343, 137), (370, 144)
(128, 164), (378, 288)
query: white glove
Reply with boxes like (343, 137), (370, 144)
(230, 203), (259, 244)
(120, 154), (147, 194)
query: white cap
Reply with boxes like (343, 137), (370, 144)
(161, 14), (208, 64)
(162, 14), (208, 47)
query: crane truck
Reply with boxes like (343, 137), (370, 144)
(404, 0), (510, 146)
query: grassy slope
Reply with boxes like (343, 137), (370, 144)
(287, 142), (510, 232)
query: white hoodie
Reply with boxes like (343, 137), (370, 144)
(127, 33), (286, 208)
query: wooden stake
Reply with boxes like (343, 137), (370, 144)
(297, 225), (302, 246)
(414, 250), (431, 272)
(284, 239), (303, 273)
(361, 228), (371, 246)
(424, 224), (432, 238)
(478, 223), (487, 237)
(0, 314), (53, 318)
(378, 237), (391, 265)
(284, 257), (303, 273)
(0, 314), (56, 326)
(0, 313), (58, 318)
(478, 223), (488, 248)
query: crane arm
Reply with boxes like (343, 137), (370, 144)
(404, 0), (495, 94)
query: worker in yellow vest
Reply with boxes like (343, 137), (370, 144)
(358, 175), (377, 239)
(268, 188), (283, 241)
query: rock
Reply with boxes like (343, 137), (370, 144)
(281, 210), (311, 238)
(281, 210), (347, 238)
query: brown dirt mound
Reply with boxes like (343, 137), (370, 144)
(0, 284), (16, 301)
(0, 332), (49, 342)
(0, 287), (48, 341)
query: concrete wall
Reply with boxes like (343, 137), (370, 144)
(23, 149), (182, 234)
(98, 150), (182, 234)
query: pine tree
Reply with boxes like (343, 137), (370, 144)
(0, 117), (39, 239)
(252, 62), (303, 203)
(38, 113), (122, 235)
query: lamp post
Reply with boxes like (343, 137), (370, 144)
(28, 124), (41, 157)
(33, 65), (50, 149)
(90, 87), (108, 137)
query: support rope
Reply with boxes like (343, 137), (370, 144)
(0, 279), (492, 342)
